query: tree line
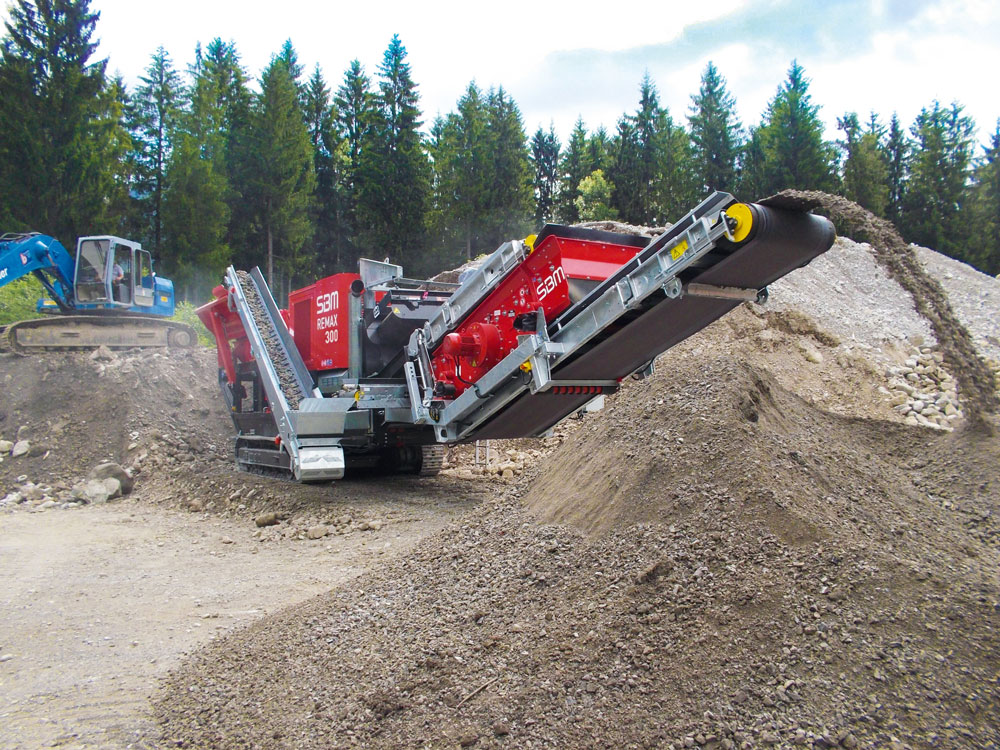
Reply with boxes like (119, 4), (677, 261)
(0, 0), (997, 305)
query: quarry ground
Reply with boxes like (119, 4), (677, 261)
(1, 199), (999, 750)
(0, 472), (477, 750)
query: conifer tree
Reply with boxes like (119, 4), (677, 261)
(967, 121), (1000, 274)
(304, 64), (350, 272)
(531, 124), (560, 225)
(0, 0), (117, 240)
(688, 61), (742, 193)
(430, 82), (489, 260)
(161, 42), (232, 298)
(902, 101), (975, 260)
(584, 126), (612, 175)
(334, 60), (374, 260)
(356, 35), (429, 269)
(753, 61), (836, 194)
(883, 113), (908, 225)
(837, 111), (888, 216)
(127, 46), (181, 254)
(557, 118), (588, 222)
(482, 87), (532, 245)
(246, 52), (316, 286)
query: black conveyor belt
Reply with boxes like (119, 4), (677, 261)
(468, 204), (835, 440)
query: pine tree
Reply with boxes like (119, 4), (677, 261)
(584, 126), (612, 175)
(161, 42), (232, 298)
(195, 39), (253, 269)
(902, 101), (975, 260)
(610, 75), (694, 224)
(753, 61), (836, 194)
(967, 121), (1000, 274)
(127, 46), (181, 254)
(0, 0), (117, 241)
(688, 61), (742, 194)
(837, 111), (888, 216)
(557, 118), (588, 222)
(530, 124), (560, 225)
(430, 82), (489, 261)
(304, 64), (350, 272)
(356, 35), (430, 270)
(482, 87), (532, 246)
(609, 114), (642, 223)
(334, 60), (374, 260)
(246, 52), (316, 286)
(883, 113), (908, 225)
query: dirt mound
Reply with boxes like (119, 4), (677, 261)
(153, 318), (1000, 749)
(0, 348), (232, 495)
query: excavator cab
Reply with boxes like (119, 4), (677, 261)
(73, 236), (154, 309)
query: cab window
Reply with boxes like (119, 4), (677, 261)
(111, 245), (132, 304)
(76, 239), (109, 301)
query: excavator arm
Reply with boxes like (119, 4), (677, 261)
(0, 232), (76, 312)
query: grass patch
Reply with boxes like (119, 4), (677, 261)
(0, 275), (45, 325)
(171, 300), (214, 346)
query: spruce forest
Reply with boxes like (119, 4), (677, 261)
(1, 0), (998, 304)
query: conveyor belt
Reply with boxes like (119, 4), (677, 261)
(468, 203), (835, 439)
(235, 269), (312, 409)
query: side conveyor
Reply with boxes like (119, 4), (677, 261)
(226, 267), (345, 480)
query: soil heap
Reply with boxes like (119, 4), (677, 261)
(152, 196), (1000, 749)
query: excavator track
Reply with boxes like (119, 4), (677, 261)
(4, 315), (198, 353)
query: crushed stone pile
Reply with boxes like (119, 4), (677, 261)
(154, 302), (1000, 750)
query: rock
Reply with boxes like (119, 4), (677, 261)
(0, 439), (12, 453)
(492, 722), (510, 737)
(37, 499), (58, 510)
(11, 440), (30, 458)
(502, 468), (514, 479)
(90, 345), (116, 361)
(221, 536), (234, 544)
(359, 519), (382, 531)
(89, 462), (134, 495)
(840, 734), (858, 748)
(458, 733), (479, 747)
(306, 525), (328, 540)
(70, 477), (121, 504)
(0, 654), (13, 662)
(255, 512), (280, 527)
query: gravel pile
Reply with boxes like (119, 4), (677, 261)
(884, 344), (963, 430)
(913, 245), (1000, 362)
(768, 237), (935, 357)
(155, 303), (1000, 750)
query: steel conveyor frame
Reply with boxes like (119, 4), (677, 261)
(405, 191), (835, 442)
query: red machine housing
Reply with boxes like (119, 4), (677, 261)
(196, 284), (252, 385)
(286, 273), (358, 371)
(430, 229), (646, 398)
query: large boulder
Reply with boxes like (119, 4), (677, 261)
(71, 477), (122, 504)
(88, 462), (134, 495)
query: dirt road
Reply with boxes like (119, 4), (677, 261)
(0, 494), (467, 750)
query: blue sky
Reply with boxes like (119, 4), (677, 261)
(15, 0), (1000, 146)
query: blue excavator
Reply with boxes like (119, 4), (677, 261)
(0, 231), (196, 352)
